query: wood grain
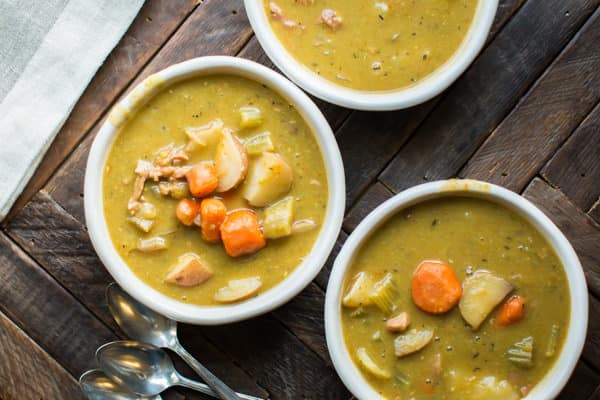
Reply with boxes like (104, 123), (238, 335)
(460, 9), (600, 191)
(585, 294), (600, 370)
(542, 102), (600, 211)
(559, 360), (600, 400)
(3, 0), (200, 224)
(45, 0), (255, 222)
(0, 310), (83, 400)
(0, 231), (116, 376)
(380, 0), (598, 193)
(343, 182), (394, 233)
(314, 230), (348, 290)
(200, 315), (350, 400)
(522, 178), (600, 297)
(590, 200), (600, 224)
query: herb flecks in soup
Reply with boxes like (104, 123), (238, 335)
(103, 75), (328, 305)
(341, 197), (569, 399)
(265, 0), (478, 91)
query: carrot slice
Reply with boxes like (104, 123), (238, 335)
(496, 295), (526, 326)
(175, 199), (200, 226)
(220, 209), (266, 257)
(186, 163), (218, 197)
(200, 198), (227, 243)
(411, 260), (462, 314)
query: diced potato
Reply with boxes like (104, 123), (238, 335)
(239, 107), (263, 129)
(185, 119), (223, 147)
(242, 152), (293, 207)
(291, 219), (318, 234)
(164, 253), (213, 287)
(214, 276), (262, 303)
(356, 347), (391, 379)
(262, 196), (295, 239)
(127, 216), (154, 233)
(469, 376), (520, 400)
(369, 273), (399, 315)
(394, 328), (434, 357)
(136, 202), (157, 219)
(245, 132), (274, 155)
(215, 129), (248, 192)
(459, 270), (513, 329)
(342, 272), (374, 308)
(136, 237), (167, 252)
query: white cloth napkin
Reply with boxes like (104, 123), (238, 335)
(0, 0), (144, 220)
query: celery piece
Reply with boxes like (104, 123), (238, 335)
(262, 196), (294, 239)
(137, 237), (167, 252)
(356, 347), (391, 379)
(169, 181), (190, 200)
(394, 370), (410, 386)
(343, 272), (374, 308)
(349, 306), (366, 318)
(369, 273), (399, 315)
(239, 106), (263, 129)
(507, 336), (534, 368)
(127, 216), (154, 233)
(245, 132), (274, 155)
(545, 324), (560, 357)
(372, 330), (382, 341)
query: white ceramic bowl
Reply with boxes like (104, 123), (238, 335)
(84, 56), (345, 325)
(245, 0), (498, 110)
(325, 179), (588, 399)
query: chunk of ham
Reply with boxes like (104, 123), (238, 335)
(320, 9), (343, 29)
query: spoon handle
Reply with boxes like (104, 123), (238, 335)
(173, 341), (245, 400)
(177, 374), (263, 400)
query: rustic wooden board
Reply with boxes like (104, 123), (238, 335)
(542, 102), (600, 211)
(4, 0), (200, 223)
(0, 310), (83, 400)
(460, 9), (600, 191)
(590, 200), (600, 224)
(522, 178), (600, 297)
(559, 361), (600, 400)
(379, 0), (598, 193)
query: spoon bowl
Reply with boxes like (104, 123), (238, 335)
(79, 369), (162, 400)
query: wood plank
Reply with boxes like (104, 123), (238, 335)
(237, 36), (351, 131)
(522, 178), (600, 297)
(314, 230), (348, 290)
(585, 294), (600, 370)
(3, 0), (200, 224)
(200, 316), (350, 399)
(558, 360), (600, 400)
(542, 103), (600, 211)
(44, 0), (255, 222)
(460, 10), (600, 191)
(380, 0), (598, 193)
(0, 310), (83, 400)
(4, 193), (268, 398)
(0, 231), (116, 376)
(590, 200), (600, 224)
(344, 181), (394, 233)
(589, 385), (600, 400)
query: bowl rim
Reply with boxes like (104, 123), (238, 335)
(324, 179), (588, 399)
(84, 55), (345, 325)
(244, 0), (499, 111)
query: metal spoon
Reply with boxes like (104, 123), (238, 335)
(96, 341), (261, 400)
(79, 369), (162, 400)
(106, 283), (242, 400)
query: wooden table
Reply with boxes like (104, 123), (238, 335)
(1, 1), (598, 398)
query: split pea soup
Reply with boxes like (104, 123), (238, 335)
(103, 75), (328, 306)
(341, 196), (569, 399)
(265, 0), (478, 91)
